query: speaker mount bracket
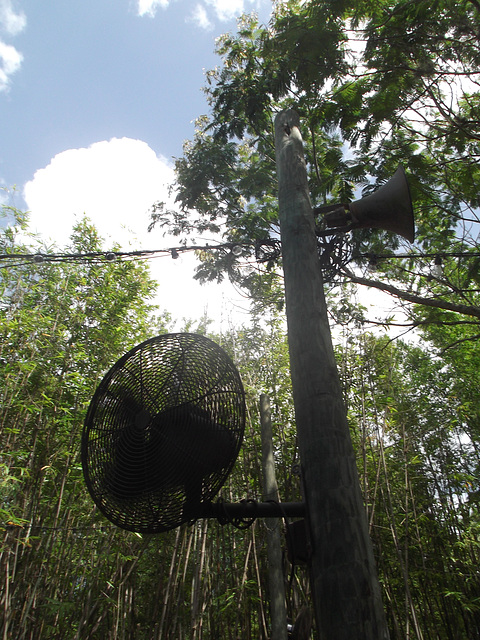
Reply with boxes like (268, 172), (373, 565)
(316, 232), (353, 282)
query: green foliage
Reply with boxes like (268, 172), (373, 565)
(3, 205), (480, 637)
(0, 211), (166, 637)
(338, 332), (480, 638)
(148, 0), (480, 334)
(4, 1), (480, 629)
(143, 6), (480, 632)
(0, 213), (306, 638)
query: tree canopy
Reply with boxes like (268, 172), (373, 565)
(1, 208), (480, 638)
(149, 0), (480, 337)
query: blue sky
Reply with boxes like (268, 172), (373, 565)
(1, 0), (271, 201)
(0, 0), (272, 327)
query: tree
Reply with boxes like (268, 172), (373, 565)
(145, 1), (480, 636)
(338, 332), (480, 638)
(149, 0), (480, 331)
(3, 204), (480, 637)
(1, 209), (308, 638)
(0, 211), (167, 638)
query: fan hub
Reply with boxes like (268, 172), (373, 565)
(134, 408), (151, 430)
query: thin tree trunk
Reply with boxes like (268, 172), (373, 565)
(191, 520), (208, 638)
(260, 394), (288, 640)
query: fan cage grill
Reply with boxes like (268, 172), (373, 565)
(82, 333), (245, 533)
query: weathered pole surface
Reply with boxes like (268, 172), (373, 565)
(260, 394), (288, 640)
(274, 109), (389, 639)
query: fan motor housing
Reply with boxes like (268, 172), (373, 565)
(82, 333), (245, 533)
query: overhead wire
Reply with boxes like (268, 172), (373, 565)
(1, 239), (480, 268)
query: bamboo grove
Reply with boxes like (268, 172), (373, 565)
(3, 0), (480, 635)
(0, 210), (479, 639)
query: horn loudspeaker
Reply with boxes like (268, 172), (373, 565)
(348, 166), (415, 242)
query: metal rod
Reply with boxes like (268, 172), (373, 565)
(197, 501), (306, 519)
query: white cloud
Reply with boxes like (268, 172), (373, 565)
(0, 1), (26, 91)
(138, 0), (270, 24)
(205, 0), (245, 22)
(136, 0), (170, 17)
(0, 187), (8, 206)
(0, 0), (26, 36)
(23, 138), (174, 248)
(22, 138), (248, 328)
(204, 0), (269, 23)
(189, 4), (213, 30)
(0, 40), (22, 91)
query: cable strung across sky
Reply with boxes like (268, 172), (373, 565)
(1, 242), (479, 267)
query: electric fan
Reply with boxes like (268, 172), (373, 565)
(82, 333), (245, 533)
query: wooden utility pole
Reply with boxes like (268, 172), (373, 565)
(274, 109), (389, 639)
(260, 394), (288, 640)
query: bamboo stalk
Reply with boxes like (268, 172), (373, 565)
(158, 527), (182, 639)
(260, 394), (288, 640)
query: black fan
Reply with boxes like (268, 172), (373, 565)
(82, 333), (245, 533)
